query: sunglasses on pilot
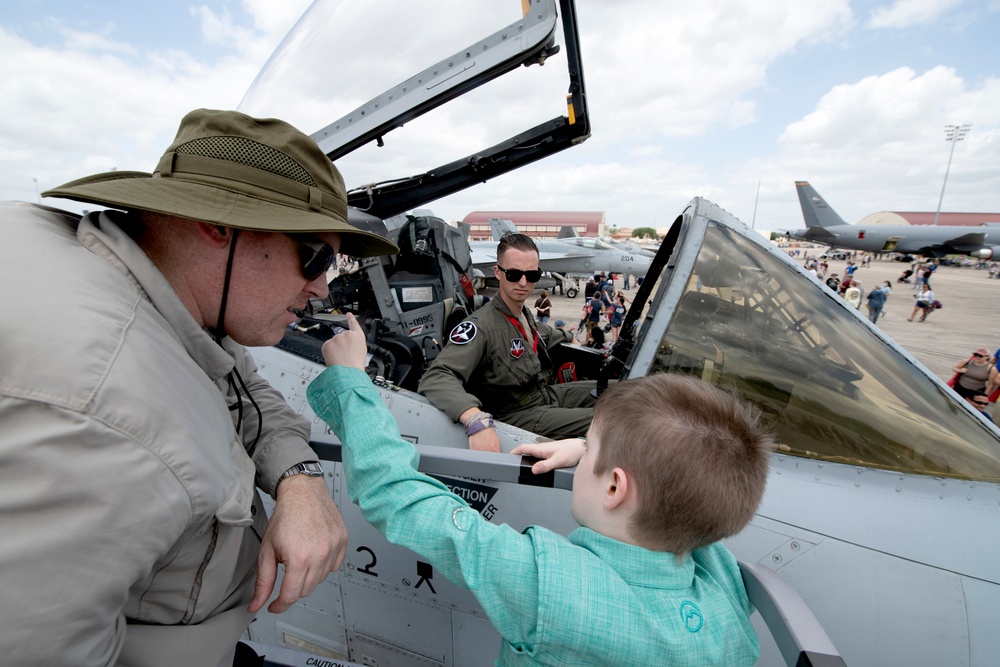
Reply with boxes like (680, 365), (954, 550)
(496, 266), (543, 283)
(290, 236), (336, 281)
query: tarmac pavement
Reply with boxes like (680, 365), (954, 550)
(516, 258), (1000, 382)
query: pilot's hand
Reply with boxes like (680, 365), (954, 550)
(469, 427), (501, 452)
(511, 438), (586, 474)
(320, 313), (367, 370)
(249, 474), (348, 615)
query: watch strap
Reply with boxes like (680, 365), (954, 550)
(278, 461), (324, 482)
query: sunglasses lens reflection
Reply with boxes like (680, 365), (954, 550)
(296, 239), (335, 281)
(498, 267), (542, 283)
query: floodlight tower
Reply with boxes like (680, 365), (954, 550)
(932, 123), (971, 226)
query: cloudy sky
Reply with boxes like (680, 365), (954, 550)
(2, 0), (998, 235)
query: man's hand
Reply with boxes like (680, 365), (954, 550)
(460, 406), (501, 452)
(320, 313), (367, 369)
(468, 428), (501, 452)
(248, 475), (348, 614)
(511, 438), (587, 474)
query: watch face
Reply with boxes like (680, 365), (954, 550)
(299, 461), (324, 476)
(282, 461), (325, 479)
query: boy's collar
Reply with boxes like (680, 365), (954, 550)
(569, 527), (695, 589)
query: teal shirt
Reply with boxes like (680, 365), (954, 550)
(307, 367), (759, 666)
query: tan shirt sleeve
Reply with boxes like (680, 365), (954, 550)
(228, 344), (315, 497)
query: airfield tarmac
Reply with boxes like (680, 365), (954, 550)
(524, 257), (1000, 384)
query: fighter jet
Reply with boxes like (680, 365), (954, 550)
(555, 223), (658, 258)
(784, 181), (1000, 258)
(237, 2), (998, 665)
(468, 217), (652, 296)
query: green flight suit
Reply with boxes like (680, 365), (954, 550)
(418, 297), (597, 438)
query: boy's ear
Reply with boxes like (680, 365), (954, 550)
(604, 467), (631, 511)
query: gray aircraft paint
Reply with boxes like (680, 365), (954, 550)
(468, 218), (652, 279)
(784, 181), (1000, 259)
(239, 2), (1000, 665)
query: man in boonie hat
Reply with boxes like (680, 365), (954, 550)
(0, 109), (397, 666)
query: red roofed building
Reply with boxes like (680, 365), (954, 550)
(462, 211), (606, 240)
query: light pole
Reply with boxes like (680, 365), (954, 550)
(932, 123), (971, 226)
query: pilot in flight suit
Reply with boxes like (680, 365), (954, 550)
(418, 295), (598, 440)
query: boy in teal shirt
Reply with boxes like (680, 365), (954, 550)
(307, 313), (773, 665)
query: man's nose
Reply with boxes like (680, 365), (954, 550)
(306, 272), (330, 299)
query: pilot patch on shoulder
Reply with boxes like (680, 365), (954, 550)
(510, 338), (525, 359)
(449, 321), (477, 345)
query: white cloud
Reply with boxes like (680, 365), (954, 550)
(767, 65), (1000, 223)
(1, 0), (996, 235)
(867, 0), (965, 29)
(0, 3), (310, 207)
(579, 0), (854, 142)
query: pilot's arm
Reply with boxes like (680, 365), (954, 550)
(418, 319), (501, 451)
(458, 406), (502, 453)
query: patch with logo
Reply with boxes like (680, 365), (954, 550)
(509, 338), (525, 359)
(680, 601), (703, 632)
(449, 321), (477, 345)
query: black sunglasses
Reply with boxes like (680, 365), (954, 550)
(973, 353), (986, 358)
(496, 265), (542, 283)
(290, 236), (336, 281)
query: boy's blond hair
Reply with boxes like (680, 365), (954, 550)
(592, 374), (774, 555)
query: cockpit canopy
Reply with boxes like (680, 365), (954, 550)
(628, 199), (1000, 483)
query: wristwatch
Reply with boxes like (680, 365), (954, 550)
(278, 461), (324, 483)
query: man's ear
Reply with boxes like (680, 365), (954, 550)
(604, 467), (631, 511)
(194, 221), (233, 248)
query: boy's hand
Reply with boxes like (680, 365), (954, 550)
(320, 313), (367, 369)
(511, 438), (587, 474)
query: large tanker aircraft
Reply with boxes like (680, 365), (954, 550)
(784, 181), (1000, 259)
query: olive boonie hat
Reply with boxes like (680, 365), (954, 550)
(43, 108), (397, 258)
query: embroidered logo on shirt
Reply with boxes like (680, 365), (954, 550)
(680, 601), (703, 632)
(510, 338), (525, 359)
(449, 321), (477, 345)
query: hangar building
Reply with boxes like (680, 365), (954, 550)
(462, 211), (606, 240)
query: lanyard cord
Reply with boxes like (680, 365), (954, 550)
(214, 229), (263, 457)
